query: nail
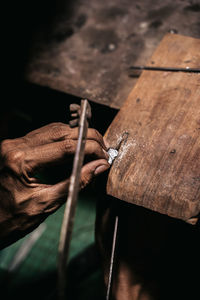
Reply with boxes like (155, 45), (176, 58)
(103, 149), (109, 160)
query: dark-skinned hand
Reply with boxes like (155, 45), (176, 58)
(0, 122), (109, 249)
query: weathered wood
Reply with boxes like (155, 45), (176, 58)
(25, 0), (200, 109)
(105, 33), (200, 223)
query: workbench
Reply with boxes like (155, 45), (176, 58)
(25, 0), (200, 109)
(1, 1), (200, 299)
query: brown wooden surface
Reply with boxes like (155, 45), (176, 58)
(25, 0), (200, 109)
(105, 33), (200, 223)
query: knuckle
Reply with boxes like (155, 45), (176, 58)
(51, 123), (69, 138)
(6, 150), (24, 164)
(4, 149), (24, 171)
(0, 139), (12, 157)
(50, 122), (64, 128)
(62, 139), (74, 153)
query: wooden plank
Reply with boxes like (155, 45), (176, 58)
(105, 33), (200, 223)
(25, 0), (200, 109)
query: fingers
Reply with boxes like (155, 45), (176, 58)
(24, 123), (73, 147)
(0, 123), (72, 151)
(69, 128), (107, 151)
(28, 179), (70, 215)
(80, 159), (110, 189)
(23, 123), (107, 150)
(23, 139), (109, 175)
(33, 159), (110, 214)
(1, 122), (108, 174)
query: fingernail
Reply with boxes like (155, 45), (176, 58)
(94, 164), (110, 176)
(103, 149), (109, 160)
(104, 140), (109, 149)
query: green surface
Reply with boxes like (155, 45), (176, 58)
(0, 193), (105, 300)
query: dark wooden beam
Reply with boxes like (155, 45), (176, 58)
(25, 0), (200, 109)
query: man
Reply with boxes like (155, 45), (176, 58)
(0, 122), (109, 249)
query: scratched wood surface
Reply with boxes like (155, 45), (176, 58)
(105, 33), (200, 224)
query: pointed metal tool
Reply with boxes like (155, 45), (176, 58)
(130, 65), (200, 73)
(106, 132), (129, 300)
(57, 99), (91, 300)
(106, 215), (119, 300)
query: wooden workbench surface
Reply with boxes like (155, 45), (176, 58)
(105, 33), (200, 223)
(25, 0), (200, 109)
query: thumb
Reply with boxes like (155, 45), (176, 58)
(37, 159), (110, 214)
(80, 159), (110, 189)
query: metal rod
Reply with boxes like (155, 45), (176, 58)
(8, 223), (46, 272)
(106, 215), (119, 300)
(130, 66), (200, 73)
(57, 99), (89, 300)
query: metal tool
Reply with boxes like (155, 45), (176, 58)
(57, 99), (91, 300)
(8, 223), (46, 272)
(130, 65), (200, 73)
(0, 223), (46, 291)
(106, 215), (119, 300)
(106, 132), (129, 300)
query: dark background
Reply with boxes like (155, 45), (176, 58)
(0, 1), (200, 300)
(0, 0), (118, 141)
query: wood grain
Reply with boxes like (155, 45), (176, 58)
(105, 34), (200, 223)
